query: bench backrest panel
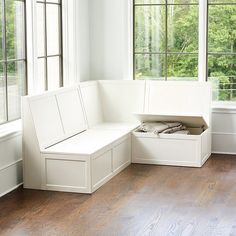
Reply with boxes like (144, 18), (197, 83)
(80, 81), (104, 127)
(28, 87), (87, 149)
(145, 81), (212, 125)
(56, 88), (87, 136)
(99, 80), (146, 122)
(29, 95), (65, 149)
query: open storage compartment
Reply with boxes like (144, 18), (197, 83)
(132, 113), (211, 167)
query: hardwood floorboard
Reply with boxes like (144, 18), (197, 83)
(1, 154), (236, 236)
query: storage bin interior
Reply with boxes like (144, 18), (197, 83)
(133, 114), (208, 136)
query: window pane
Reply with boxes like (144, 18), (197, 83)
(135, 0), (165, 4)
(167, 54), (198, 80)
(37, 58), (46, 92)
(168, 0), (198, 3)
(167, 5), (198, 53)
(6, 0), (25, 60)
(135, 6), (165, 53)
(0, 0), (3, 61)
(0, 63), (6, 124)
(37, 3), (45, 57)
(46, 4), (60, 56)
(208, 0), (236, 3)
(46, 0), (61, 3)
(208, 5), (236, 53)
(7, 60), (26, 121)
(208, 55), (236, 101)
(47, 56), (61, 90)
(135, 53), (165, 79)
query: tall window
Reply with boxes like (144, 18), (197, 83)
(134, 0), (199, 80)
(0, 0), (26, 125)
(36, 0), (63, 91)
(208, 0), (236, 101)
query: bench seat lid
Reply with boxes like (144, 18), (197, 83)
(42, 129), (130, 155)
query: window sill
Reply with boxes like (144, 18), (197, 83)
(0, 120), (22, 140)
(212, 102), (236, 113)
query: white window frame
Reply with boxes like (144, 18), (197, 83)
(26, 0), (81, 95)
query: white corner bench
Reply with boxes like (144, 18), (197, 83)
(22, 80), (212, 194)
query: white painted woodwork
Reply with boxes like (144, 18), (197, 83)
(22, 80), (212, 194)
(145, 81), (212, 126)
(99, 80), (146, 122)
(29, 94), (65, 149)
(132, 81), (212, 167)
(56, 88), (87, 136)
(43, 129), (130, 156)
(79, 81), (104, 127)
(113, 137), (131, 173)
(92, 150), (112, 188)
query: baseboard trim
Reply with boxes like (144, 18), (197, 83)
(0, 182), (23, 198)
(211, 151), (236, 155)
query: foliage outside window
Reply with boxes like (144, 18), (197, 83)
(134, 0), (199, 81)
(208, 0), (236, 101)
(36, 0), (63, 91)
(0, 0), (26, 125)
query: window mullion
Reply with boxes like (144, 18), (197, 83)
(198, 0), (208, 82)
(59, 2), (63, 87)
(165, 1), (168, 81)
(2, 0), (8, 121)
(44, 2), (48, 91)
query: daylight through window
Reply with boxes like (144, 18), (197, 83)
(36, 0), (63, 91)
(0, 0), (26, 125)
(208, 0), (236, 101)
(134, 0), (199, 81)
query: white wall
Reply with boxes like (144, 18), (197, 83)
(63, 0), (90, 85)
(89, 0), (132, 80)
(212, 108), (236, 154)
(0, 131), (22, 197)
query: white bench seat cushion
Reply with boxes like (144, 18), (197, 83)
(91, 122), (140, 131)
(41, 129), (130, 156)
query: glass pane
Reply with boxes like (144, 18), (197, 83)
(46, 4), (60, 56)
(208, 55), (236, 101)
(167, 54), (198, 80)
(208, 5), (236, 53)
(37, 58), (46, 92)
(135, 0), (198, 4)
(208, 0), (236, 3)
(135, 0), (165, 4)
(46, 0), (61, 3)
(47, 56), (61, 90)
(7, 60), (26, 121)
(0, 63), (6, 124)
(135, 6), (165, 53)
(6, 0), (25, 60)
(0, 0), (3, 61)
(135, 53), (165, 79)
(167, 5), (198, 53)
(37, 3), (45, 57)
(168, 0), (198, 3)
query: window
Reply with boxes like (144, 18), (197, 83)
(134, 0), (199, 80)
(36, 0), (63, 91)
(207, 0), (236, 101)
(0, 0), (26, 125)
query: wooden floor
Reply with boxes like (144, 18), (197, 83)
(1, 154), (236, 236)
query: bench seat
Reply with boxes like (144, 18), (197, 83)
(91, 122), (140, 131)
(42, 128), (132, 156)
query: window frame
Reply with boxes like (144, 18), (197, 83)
(0, 0), (27, 125)
(207, 0), (236, 102)
(36, 0), (63, 91)
(133, 0), (199, 81)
